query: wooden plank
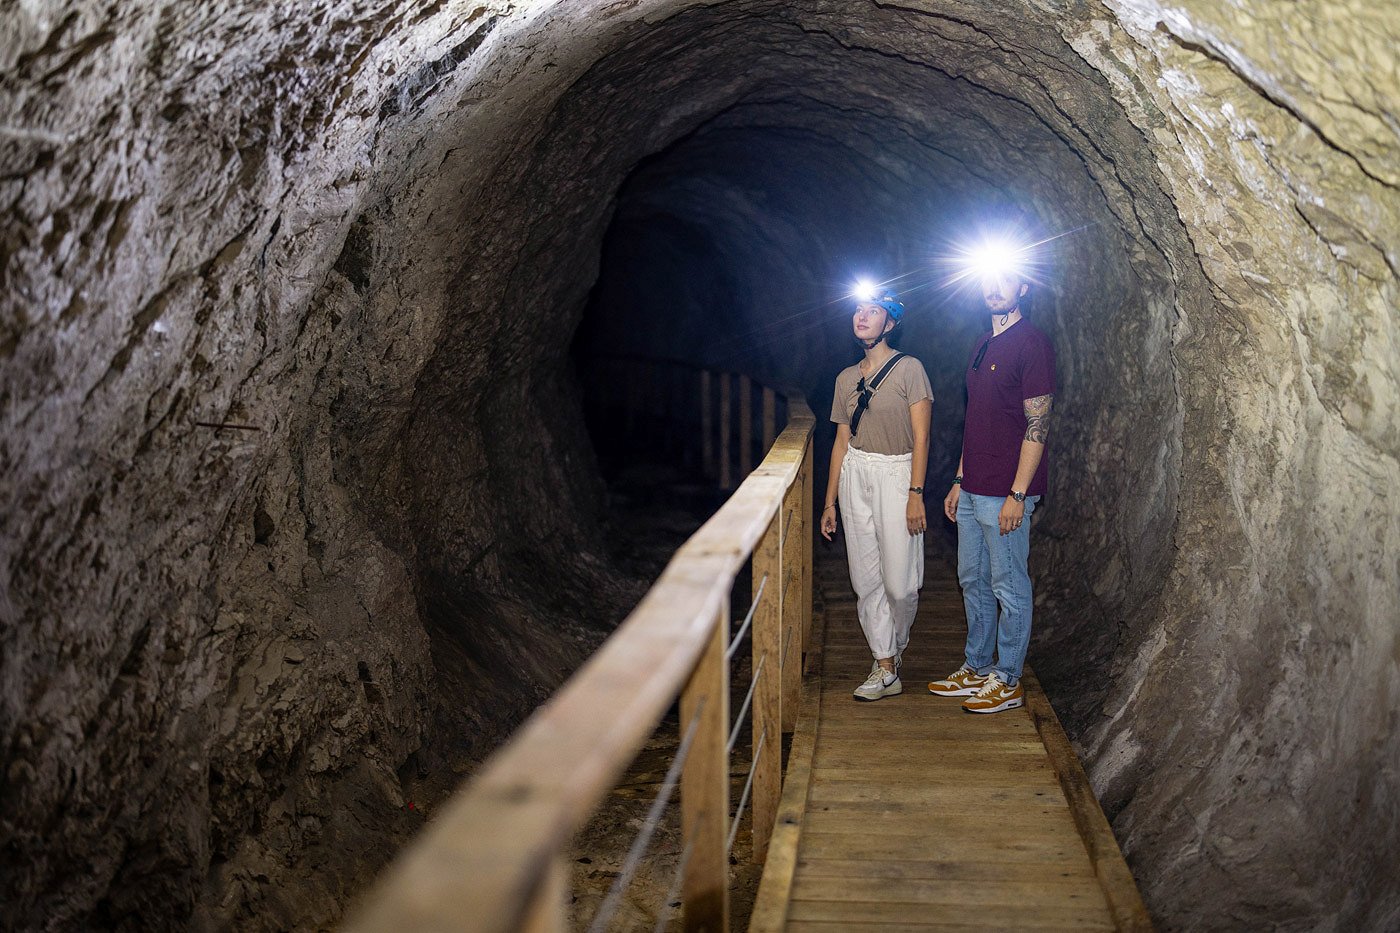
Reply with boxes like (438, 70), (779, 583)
(788, 922), (1109, 933)
(786, 900), (1113, 929)
(751, 511), (782, 862)
(798, 831), (1089, 863)
(808, 767), (1062, 788)
(748, 619), (824, 931)
(791, 875), (1108, 908)
(682, 603), (730, 933)
(1022, 668), (1155, 932)
(802, 812), (1077, 839)
(795, 856), (1095, 882)
(807, 781), (1068, 808)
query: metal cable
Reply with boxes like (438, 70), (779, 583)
(727, 653), (765, 755)
(727, 726), (768, 856)
(780, 623), (794, 668)
(725, 573), (767, 661)
(587, 698), (706, 933)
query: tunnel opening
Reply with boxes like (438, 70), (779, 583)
(561, 5), (1186, 745)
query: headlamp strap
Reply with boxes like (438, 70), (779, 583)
(850, 353), (905, 437)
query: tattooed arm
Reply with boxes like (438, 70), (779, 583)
(998, 393), (1054, 534)
(1012, 393), (1053, 487)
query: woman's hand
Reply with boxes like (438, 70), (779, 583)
(906, 495), (927, 536)
(821, 505), (838, 541)
(943, 484), (960, 522)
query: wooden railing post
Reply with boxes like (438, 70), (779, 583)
(719, 374), (732, 490)
(751, 512), (782, 862)
(761, 386), (776, 452)
(682, 600), (730, 933)
(739, 374), (753, 479)
(781, 481), (802, 734)
(801, 437), (815, 674)
(701, 370), (714, 480)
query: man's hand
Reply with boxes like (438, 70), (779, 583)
(943, 484), (960, 523)
(998, 497), (1026, 536)
(820, 505), (838, 541)
(906, 495), (927, 536)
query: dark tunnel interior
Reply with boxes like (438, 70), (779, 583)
(4, 2), (1398, 930)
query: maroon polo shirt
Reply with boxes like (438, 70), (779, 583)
(961, 317), (1057, 497)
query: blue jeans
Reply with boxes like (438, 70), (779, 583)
(956, 491), (1039, 686)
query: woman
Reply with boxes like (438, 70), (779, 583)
(820, 288), (933, 701)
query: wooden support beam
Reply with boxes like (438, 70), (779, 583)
(752, 512), (782, 862)
(682, 601), (731, 933)
(1022, 668), (1154, 932)
(762, 386), (776, 452)
(719, 374), (732, 490)
(701, 370), (714, 479)
(739, 374), (753, 479)
(781, 483), (802, 734)
(801, 438), (816, 674)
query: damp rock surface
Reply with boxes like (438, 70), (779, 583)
(2, 1), (1397, 930)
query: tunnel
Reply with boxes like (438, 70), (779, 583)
(2, 1), (1397, 930)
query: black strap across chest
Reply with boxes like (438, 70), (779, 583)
(850, 353), (905, 437)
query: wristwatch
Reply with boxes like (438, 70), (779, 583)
(909, 486), (924, 494)
(952, 475), (963, 485)
(1011, 490), (1026, 503)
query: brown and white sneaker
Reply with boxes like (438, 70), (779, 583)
(927, 665), (988, 697)
(961, 673), (1024, 714)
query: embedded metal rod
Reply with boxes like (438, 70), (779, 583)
(727, 726), (768, 856)
(727, 654), (766, 756)
(725, 573), (767, 661)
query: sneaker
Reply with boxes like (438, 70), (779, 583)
(853, 666), (902, 701)
(927, 665), (988, 696)
(961, 673), (1024, 713)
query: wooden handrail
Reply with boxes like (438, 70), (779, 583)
(345, 367), (814, 933)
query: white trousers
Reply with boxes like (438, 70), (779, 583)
(838, 447), (924, 661)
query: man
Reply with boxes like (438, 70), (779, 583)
(928, 267), (1055, 713)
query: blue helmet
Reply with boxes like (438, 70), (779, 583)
(874, 291), (905, 321)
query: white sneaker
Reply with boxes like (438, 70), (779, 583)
(853, 666), (902, 701)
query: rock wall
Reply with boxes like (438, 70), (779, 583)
(2, 1), (1396, 929)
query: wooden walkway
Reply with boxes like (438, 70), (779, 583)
(752, 548), (1152, 932)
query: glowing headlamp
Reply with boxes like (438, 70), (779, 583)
(964, 239), (1029, 281)
(851, 279), (879, 302)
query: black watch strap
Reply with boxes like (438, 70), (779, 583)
(1011, 491), (1026, 502)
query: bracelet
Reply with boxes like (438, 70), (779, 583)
(823, 504), (837, 512)
(953, 475), (963, 485)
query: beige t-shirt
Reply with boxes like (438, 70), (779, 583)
(830, 355), (933, 455)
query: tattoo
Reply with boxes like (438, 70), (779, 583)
(1023, 394), (1053, 444)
